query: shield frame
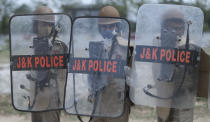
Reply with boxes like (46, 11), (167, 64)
(63, 16), (131, 118)
(9, 13), (73, 112)
(129, 4), (204, 109)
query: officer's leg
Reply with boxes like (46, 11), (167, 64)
(91, 98), (131, 122)
(31, 110), (60, 122)
(91, 118), (107, 122)
(31, 112), (42, 122)
(167, 108), (193, 122)
(42, 111), (60, 122)
(157, 108), (193, 122)
(157, 107), (170, 122)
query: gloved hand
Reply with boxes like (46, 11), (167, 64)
(88, 92), (96, 103)
(26, 74), (32, 80)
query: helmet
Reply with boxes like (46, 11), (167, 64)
(162, 9), (184, 26)
(33, 6), (55, 23)
(98, 6), (121, 24)
(162, 9), (184, 20)
(99, 6), (120, 17)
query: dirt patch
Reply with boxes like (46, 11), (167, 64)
(0, 115), (30, 122)
(0, 114), (209, 122)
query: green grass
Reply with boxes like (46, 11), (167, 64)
(130, 106), (157, 120)
(0, 49), (9, 64)
(0, 94), (210, 121)
(194, 97), (210, 120)
(0, 94), (26, 115)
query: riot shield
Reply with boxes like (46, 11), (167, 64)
(129, 4), (203, 109)
(10, 13), (72, 112)
(64, 17), (130, 117)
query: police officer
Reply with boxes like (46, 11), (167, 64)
(89, 6), (132, 122)
(27, 6), (68, 122)
(156, 9), (199, 122)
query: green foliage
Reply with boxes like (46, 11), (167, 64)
(1, 0), (210, 34)
(106, 0), (127, 17)
(61, 3), (81, 13)
(0, 15), (10, 34)
(129, 21), (136, 33)
(14, 4), (32, 14)
(0, 0), (13, 34)
(159, 0), (184, 4)
(0, 0), (13, 16)
(34, 2), (47, 9)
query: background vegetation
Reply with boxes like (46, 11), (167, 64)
(1, 0), (210, 35)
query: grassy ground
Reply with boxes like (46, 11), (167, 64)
(0, 94), (156, 121)
(0, 49), (9, 64)
(194, 97), (210, 120)
(0, 94), (209, 122)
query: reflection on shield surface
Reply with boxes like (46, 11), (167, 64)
(129, 4), (204, 109)
(10, 14), (71, 112)
(64, 17), (130, 117)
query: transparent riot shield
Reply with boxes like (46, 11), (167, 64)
(129, 4), (203, 109)
(64, 17), (130, 117)
(10, 14), (72, 112)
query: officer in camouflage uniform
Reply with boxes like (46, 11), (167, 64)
(156, 9), (200, 122)
(27, 6), (68, 122)
(90, 6), (132, 122)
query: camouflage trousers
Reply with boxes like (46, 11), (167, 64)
(31, 110), (60, 122)
(91, 98), (131, 122)
(157, 108), (193, 122)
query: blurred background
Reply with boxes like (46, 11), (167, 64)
(0, 0), (210, 121)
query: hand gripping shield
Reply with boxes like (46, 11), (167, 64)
(64, 17), (130, 118)
(129, 4), (204, 109)
(10, 14), (72, 112)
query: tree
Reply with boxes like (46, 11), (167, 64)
(14, 4), (32, 14)
(0, 0), (14, 34)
